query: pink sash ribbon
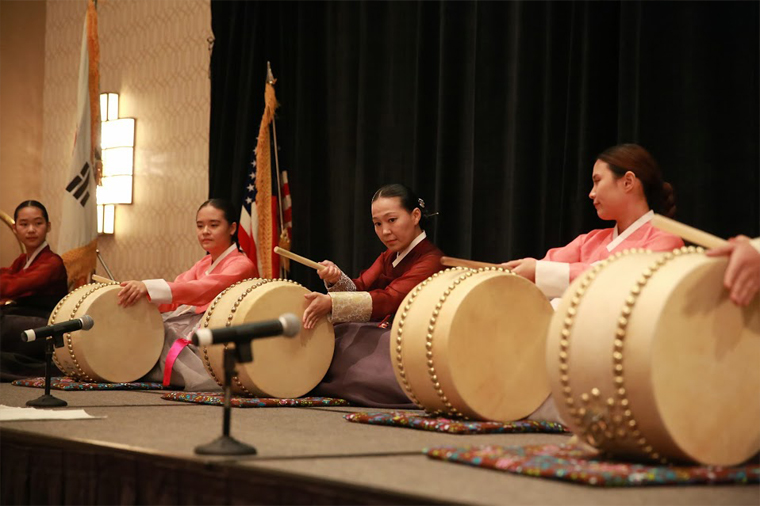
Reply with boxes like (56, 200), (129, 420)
(163, 338), (191, 387)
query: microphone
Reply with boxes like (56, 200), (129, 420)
(22, 315), (94, 342)
(192, 313), (301, 346)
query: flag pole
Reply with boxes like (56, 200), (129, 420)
(267, 62), (291, 278)
(268, 62), (286, 237)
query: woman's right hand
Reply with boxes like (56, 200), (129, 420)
(118, 280), (148, 307)
(317, 260), (341, 285)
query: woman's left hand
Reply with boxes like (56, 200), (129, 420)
(118, 280), (148, 307)
(302, 292), (332, 329)
(501, 258), (537, 282)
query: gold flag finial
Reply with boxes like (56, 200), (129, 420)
(266, 61), (276, 85)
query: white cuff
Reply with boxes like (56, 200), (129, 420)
(535, 260), (570, 299)
(144, 279), (172, 304)
(751, 238), (760, 254)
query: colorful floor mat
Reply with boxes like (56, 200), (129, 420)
(345, 411), (568, 434)
(161, 391), (350, 407)
(425, 443), (760, 487)
(11, 377), (166, 390)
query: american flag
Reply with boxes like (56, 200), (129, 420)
(239, 147), (293, 278)
(238, 150), (261, 276)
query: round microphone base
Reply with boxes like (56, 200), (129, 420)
(194, 435), (257, 456)
(26, 394), (68, 408)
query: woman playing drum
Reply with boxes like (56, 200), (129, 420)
(303, 184), (444, 407)
(502, 144), (684, 423)
(118, 199), (257, 390)
(1, 200), (68, 380)
(503, 144), (684, 300)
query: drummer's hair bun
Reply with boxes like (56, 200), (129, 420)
(661, 182), (676, 218)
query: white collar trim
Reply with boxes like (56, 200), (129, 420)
(393, 231), (426, 268)
(206, 244), (237, 275)
(24, 241), (49, 270)
(607, 210), (654, 252)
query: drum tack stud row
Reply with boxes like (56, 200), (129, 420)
(395, 266), (513, 419)
(559, 245), (702, 465)
(201, 277), (302, 395)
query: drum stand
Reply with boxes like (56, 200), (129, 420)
(26, 333), (67, 408)
(195, 343), (257, 455)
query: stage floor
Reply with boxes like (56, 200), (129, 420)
(1, 383), (758, 505)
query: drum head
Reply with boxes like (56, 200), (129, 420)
(234, 282), (334, 398)
(651, 260), (760, 465)
(75, 286), (164, 383)
(443, 273), (553, 421)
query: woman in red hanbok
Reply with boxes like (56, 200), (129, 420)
(304, 184), (444, 407)
(1, 201), (68, 380)
(118, 199), (257, 390)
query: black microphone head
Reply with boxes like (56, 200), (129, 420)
(278, 313), (301, 337)
(81, 315), (95, 330)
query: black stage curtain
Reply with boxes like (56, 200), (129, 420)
(208, 1), (759, 290)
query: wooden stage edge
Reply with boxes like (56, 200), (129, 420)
(0, 427), (449, 505)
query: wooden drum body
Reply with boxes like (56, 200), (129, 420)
(51, 282), (164, 383)
(201, 279), (334, 398)
(391, 267), (554, 422)
(547, 247), (760, 466)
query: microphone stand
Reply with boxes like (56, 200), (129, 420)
(195, 342), (257, 455)
(26, 333), (67, 407)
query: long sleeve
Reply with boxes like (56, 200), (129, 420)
(352, 254), (386, 292)
(365, 253), (442, 320)
(535, 234), (589, 299)
(156, 254), (257, 313)
(0, 250), (68, 302)
(329, 240), (444, 323)
(535, 225), (684, 299)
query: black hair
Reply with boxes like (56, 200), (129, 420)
(597, 143), (676, 218)
(371, 183), (437, 230)
(197, 198), (239, 247)
(14, 200), (50, 222)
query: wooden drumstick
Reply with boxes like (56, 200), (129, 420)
(441, 256), (502, 269)
(92, 274), (118, 284)
(273, 246), (326, 271)
(650, 214), (728, 249)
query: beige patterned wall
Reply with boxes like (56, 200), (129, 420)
(41, 0), (211, 281)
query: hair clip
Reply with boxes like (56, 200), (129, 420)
(418, 198), (426, 209)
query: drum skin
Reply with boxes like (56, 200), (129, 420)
(547, 247), (760, 466)
(201, 279), (334, 398)
(51, 282), (164, 383)
(391, 267), (553, 422)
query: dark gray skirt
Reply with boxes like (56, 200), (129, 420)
(311, 322), (416, 408)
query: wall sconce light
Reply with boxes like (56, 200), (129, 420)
(97, 92), (135, 234)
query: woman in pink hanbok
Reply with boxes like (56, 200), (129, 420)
(118, 199), (257, 390)
(503, 143), (684, 299)
(502, 144), (684, 423)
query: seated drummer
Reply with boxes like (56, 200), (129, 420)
(707, 236), (760, 306)
(1, 200), (69, 381)
(117, 199), (257, 390)
(502, 143), (684, 300)
(303, 183), (444, 407)
(500, 144), (684, 423)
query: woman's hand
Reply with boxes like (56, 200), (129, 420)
(303, 292), (332, 329)
(317, 261), (341, 285)
(500, 258), (537, 282)
(706, 237), (760, 306)
(118, 280), (148, 307)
